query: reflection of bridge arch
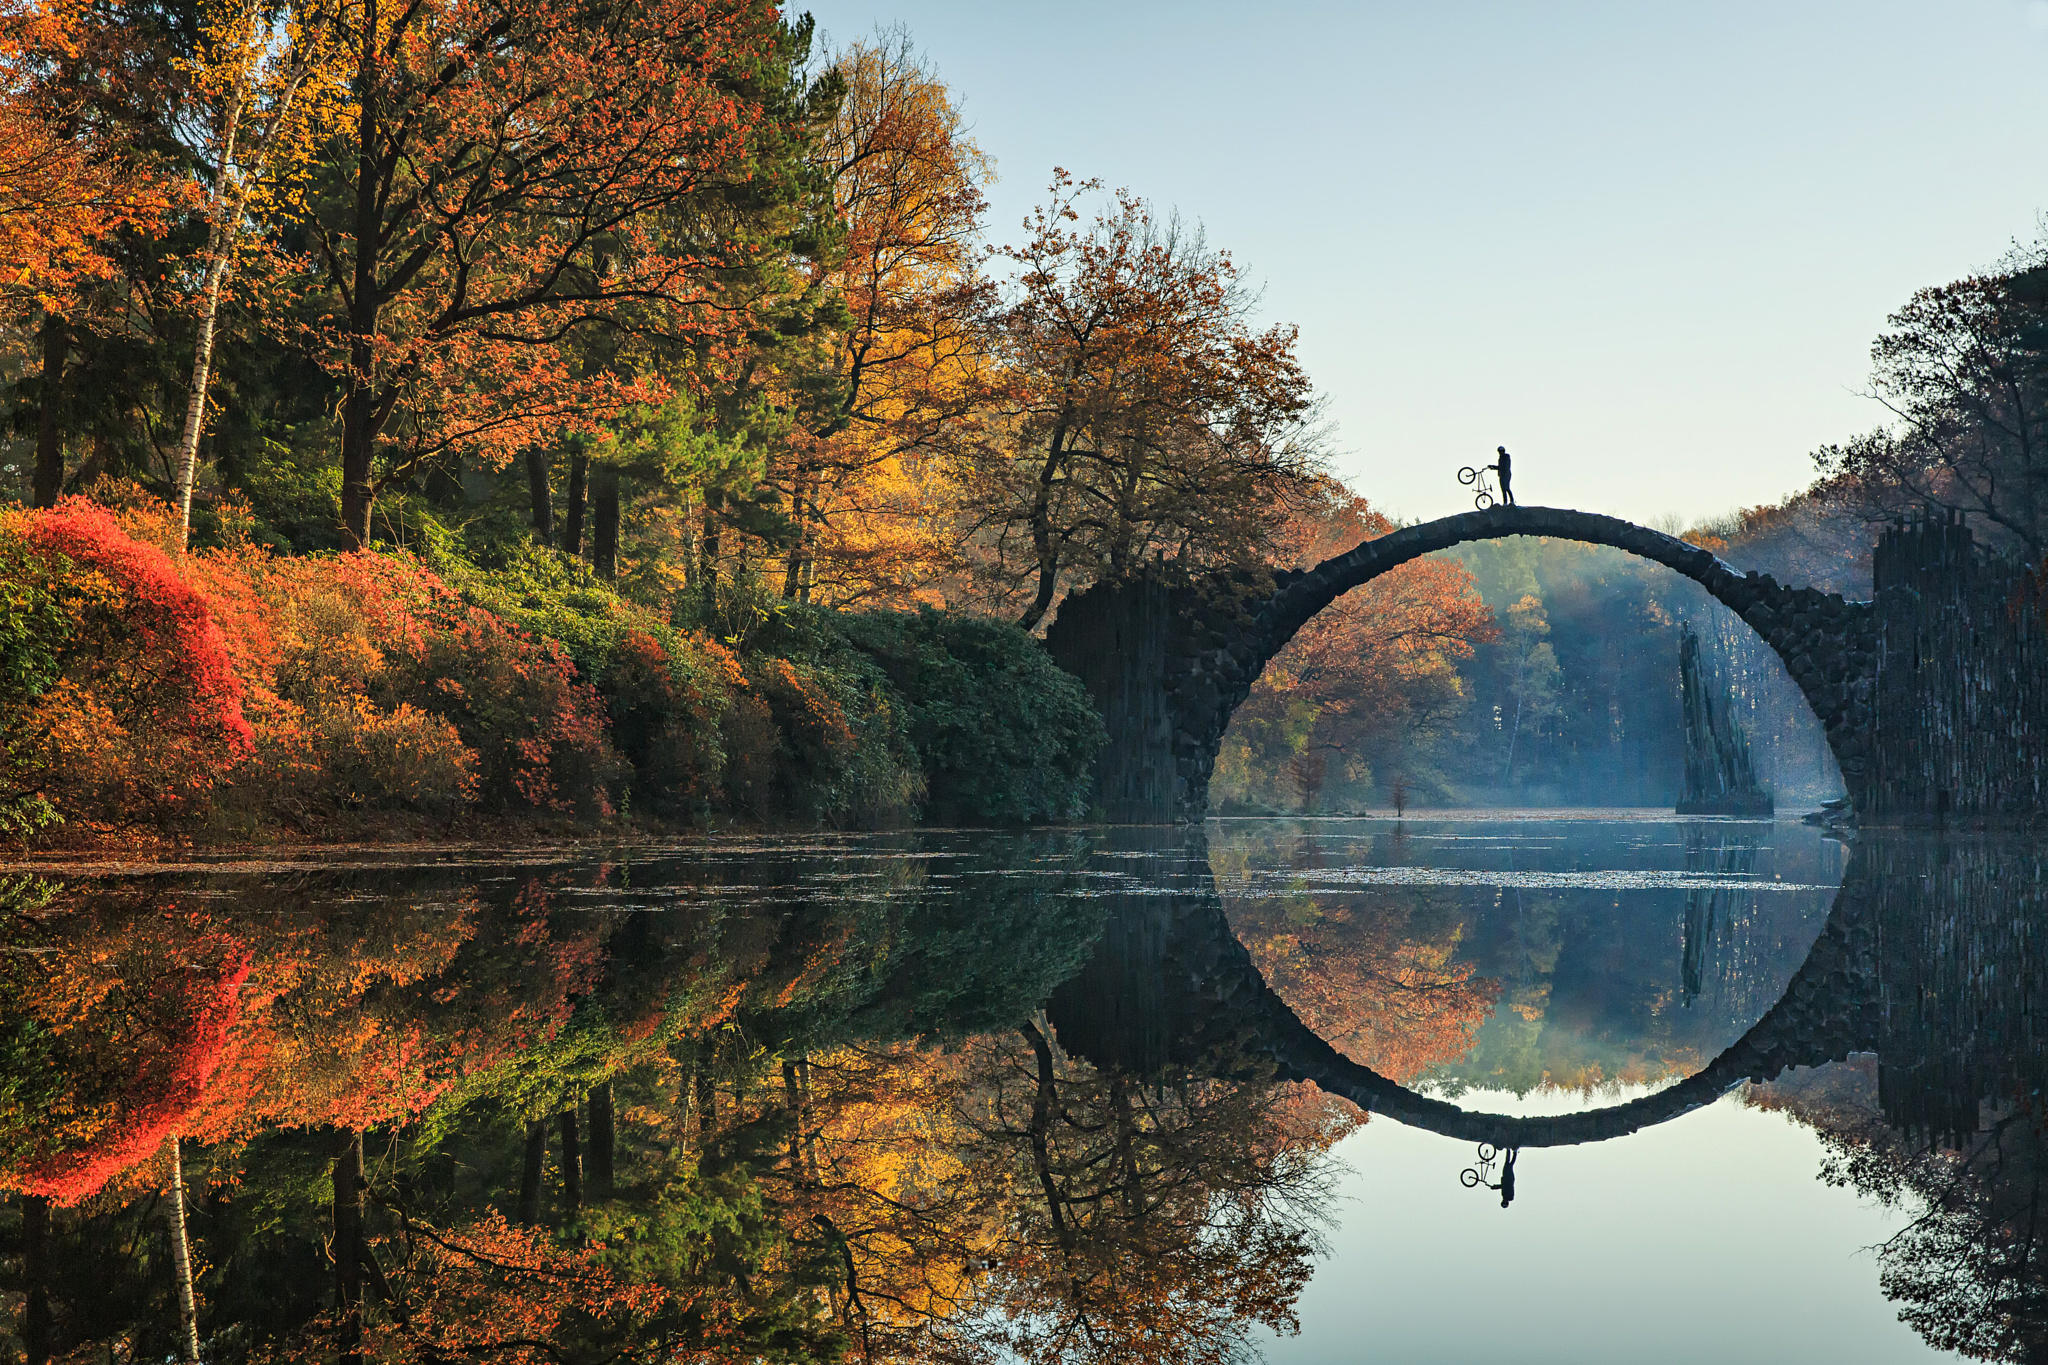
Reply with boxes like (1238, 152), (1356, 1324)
(1047, 839), (1879, 1150)
(1045, 504), (1875, 822)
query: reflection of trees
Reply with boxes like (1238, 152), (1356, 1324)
(1748, 833), (2048, 1363)
(1757, 1064), (2048, 1363)
(0, 831), (1396, 1365)
(1227, 869), (1496, 1084)
(770, 1024), (1343, 1364)
(965, 1022), (1332, 1364)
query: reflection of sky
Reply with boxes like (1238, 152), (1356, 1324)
(1263, 1088), (1944, 1364)
(1215, 818), (1938, 1359)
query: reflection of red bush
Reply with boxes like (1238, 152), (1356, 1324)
(11, 950), (252, 1206)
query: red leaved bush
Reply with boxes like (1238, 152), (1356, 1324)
(2, 499), (255, 819)
(1, 494), (620, 831)
(252, 551), (620, 814)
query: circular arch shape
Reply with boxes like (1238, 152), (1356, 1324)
(1186, 504), (1874, 822)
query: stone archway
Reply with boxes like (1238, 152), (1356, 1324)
(1044, 504), (1880, 822)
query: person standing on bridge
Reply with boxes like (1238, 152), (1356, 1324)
(1493, 446), (1516, 506)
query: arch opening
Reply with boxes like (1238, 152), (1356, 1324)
(1211, 510), (1851, 814)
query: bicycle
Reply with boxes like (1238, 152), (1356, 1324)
(1458, 464), (1496, 510)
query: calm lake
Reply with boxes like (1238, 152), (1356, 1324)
(3, 814), (2039, 1363)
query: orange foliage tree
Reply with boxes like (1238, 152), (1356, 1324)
(964, 172), (1323, 628)
(0, 0), (175, 506)
(306, 0), (787, 545)
(782, 30), (991, 605)
(1216, 480), (1497, 811)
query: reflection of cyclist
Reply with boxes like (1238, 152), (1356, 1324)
(1499, 1147), (1518, 1208)
(1493, 446), (1516, 507)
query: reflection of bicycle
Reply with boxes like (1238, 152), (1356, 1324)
(1460, 1142), (1500, 1188)
(1458, 465), (1496, 510)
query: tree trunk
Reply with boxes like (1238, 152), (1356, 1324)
(517, 1119), (546, 1226)
(782, 1058), (804, 1171)
(556, 1108), (582, 1212)
(586, 1083), (615, 1201)
(31, 316), (66, 508)
(698, 501), (722, 612)
(333, 1131), (365, 1365)
(694, 1070), (716, 1146)
(165, 1137), (202, 1363)
(338, 0), (381, 549)
(591, 466), (619, 580)
(525, 449), (554, 546)
(22, 1196), (52, 1365)
(562, 453), (588, 556)
(1017, 424), (1071, 631)
(171, 94), (246, 551)
(780, 475), (810, 600)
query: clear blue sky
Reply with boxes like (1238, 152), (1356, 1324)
(800, 0), (2048, 525)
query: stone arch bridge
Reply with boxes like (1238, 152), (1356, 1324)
(1043, 503), (2042, 825)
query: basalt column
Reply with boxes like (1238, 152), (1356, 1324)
(1867, 512), (2048, 825)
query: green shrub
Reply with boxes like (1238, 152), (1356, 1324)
(833, 608), (1104, 824)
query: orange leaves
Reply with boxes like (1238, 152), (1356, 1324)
(4, 919), (253, 1206)
(357, 1212), (666, 1365)
(1218, 480), (1496, 810)
(0, 489), (625, 833)
(2, 498), (255, 820)
(0, 0), (174, 315)
(319, 0), (786, 539)
(974, 173), (1323, 625)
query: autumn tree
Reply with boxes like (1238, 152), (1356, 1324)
(166, 0), (348, 546)
(0, 0), (175, 507)
(1214, 481), (1496, 811)
(304, 0), (804, 546)
(1816, 235), (2048, 559)
(961, 1024), (1335, 1365)
(777, 29), (990, 604)
(964, 173), (1323, 628)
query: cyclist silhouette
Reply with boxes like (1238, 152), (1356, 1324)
(1493, 446), (1516, 507)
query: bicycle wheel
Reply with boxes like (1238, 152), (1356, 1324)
(1476, 1143), (1497, 1162)
(1460, 1168), (1482, 1188)
(1474, 491), (1494, 510)
(1458, 466), (1479, 486)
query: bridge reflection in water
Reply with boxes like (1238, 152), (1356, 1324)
(1046, 825), (2048, 1360)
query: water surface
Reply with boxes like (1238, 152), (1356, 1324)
(1, 814), (2037, 1363)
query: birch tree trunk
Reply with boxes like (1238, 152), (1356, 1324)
(165, 1136), (202, 1363)
(171, 66), (246, 551)
(172, 14), (315, 549)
